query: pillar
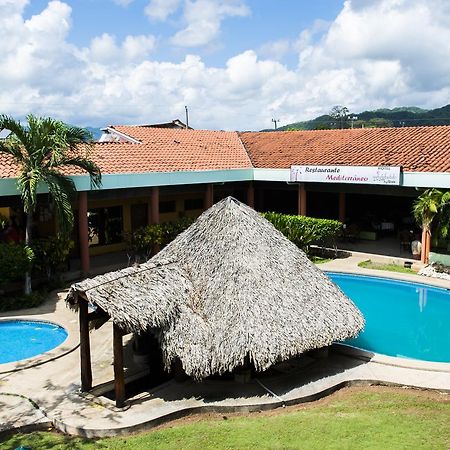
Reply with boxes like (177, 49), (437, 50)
(79, 298), (92, 392)
(150, 187), (160, 224)
(247, 183), (255, 209)
(298, 183), (307, 216)
(204, 184), (214, 210)
(78, 191), (90, 275)
(113, 324), (125, 408)
(338, 192), (346, 223)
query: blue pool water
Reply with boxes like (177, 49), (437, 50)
(328, 273), (450, 363)
(0, 320), (68, 364)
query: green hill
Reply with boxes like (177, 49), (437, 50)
(270, 104), (450, 131)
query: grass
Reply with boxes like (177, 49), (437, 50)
(2, 387), (449, 449)
(311, 256), (332, 264)
(358, 259), (415, 274)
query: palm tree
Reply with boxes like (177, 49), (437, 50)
(0, 114), (102, 293)
(412, 188), (448, 263)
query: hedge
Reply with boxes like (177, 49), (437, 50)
(262, 212), (343, 253)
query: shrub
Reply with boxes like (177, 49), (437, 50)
(0, 242), (34, 285)
(30, 236), (74, 280)
(262, 212), (343, 253)
(126, 217), (195, 262)
(0, 290), (47, 312)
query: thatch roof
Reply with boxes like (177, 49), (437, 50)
(67, 197), (364, 379)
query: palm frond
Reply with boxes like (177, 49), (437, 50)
(44, 169), (76, 235)
(58, 156), (102, 189)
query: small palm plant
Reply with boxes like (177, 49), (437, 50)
(412, 188), (450, 263)
(0, 114), (102, 293)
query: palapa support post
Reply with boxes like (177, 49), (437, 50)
(298, 183), (307, 216)
(79, 297), (92, 392)
(247, 183), (255, 209)
(78, 191), (90, 275)
(113, 323), (126, 408)
(338, 192), (346, 223)
(204, 184), (214, 210)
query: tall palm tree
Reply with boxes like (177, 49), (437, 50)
(0, 114), (102, 293)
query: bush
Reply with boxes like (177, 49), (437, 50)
(126, 217), (195, 262)
(31, 236), (74, 280)
(0, 242), (34, 285)
(0, 290), (47, 312)
(262, 212), (343, 253)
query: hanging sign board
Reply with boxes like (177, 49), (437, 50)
(290, 165), (401, 185)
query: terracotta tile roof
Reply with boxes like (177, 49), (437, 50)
(2, 125), (450, 180)
(0, 153), (18, 178)
(0, 128), (252, 178)
(239, 126), (450, 173)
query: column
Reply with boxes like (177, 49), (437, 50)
(150, 187), (160, 224)
(78, 191), (90, 275)
(298, 183), (307, 216)
(338, 192), (346, 223)
(247, 183), (255, 209)
(113, 324), (125, 408)
(204, 184), (214, 210)
(79, 298), (92, 392)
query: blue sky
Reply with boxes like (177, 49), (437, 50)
(1, 1), (450, 130)
(24, 0), (343, 67)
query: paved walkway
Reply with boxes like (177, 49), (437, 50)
(0, 254), (449, 438)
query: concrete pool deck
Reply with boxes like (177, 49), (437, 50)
(1, 254), (449, 438)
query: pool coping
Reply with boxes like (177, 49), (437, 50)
(0, 317), (79, 374)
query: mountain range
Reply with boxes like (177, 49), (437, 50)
(266, 104), (450, 132)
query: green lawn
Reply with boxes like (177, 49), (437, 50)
(2, 388), (449, 449)
(358, 259), (415, 274)
(311, 256), (332, 264)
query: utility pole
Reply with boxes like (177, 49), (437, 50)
(185, 106), (189, 129)
(272, 118), (280, 130)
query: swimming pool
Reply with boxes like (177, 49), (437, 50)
(328, 272), (450, 363)
(0, 320), (68, 364)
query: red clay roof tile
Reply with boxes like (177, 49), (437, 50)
(239, 126), (450, 173)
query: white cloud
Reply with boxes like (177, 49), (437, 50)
(258, 40), (291, 61)
(145, 0), (180, 21)
(171, 0), (250, 47)
(1, 0), (450, 130)
(88, 33), (156, 64)
(112, 0), (134, 6)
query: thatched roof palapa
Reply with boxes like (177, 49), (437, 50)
(67, 197), (364, 379)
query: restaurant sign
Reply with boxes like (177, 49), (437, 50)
(290, 165), (401, 186)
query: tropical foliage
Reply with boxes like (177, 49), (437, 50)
(0, 242), (34, 285)
(0, 114), (102, 292)
(125, 217), (195, 262)
(413, 188), (450, 262)
(262, 212), (343, 253)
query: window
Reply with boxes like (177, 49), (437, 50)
(159, 200), (176, 213)
(88, 206), (123, 246)
(184, 198), (203, 211)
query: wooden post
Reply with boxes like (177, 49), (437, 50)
(79, 297), (92, 392)
(338, 192), (346, 223)
(247, 183), (255, 209)
(298, 183), (307, 216)
(113, 324), (125, 408)
(78, 192), (90, 275)
(204, 184), (214, 210)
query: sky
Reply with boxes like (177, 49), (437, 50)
(1, 0), (450, 130)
